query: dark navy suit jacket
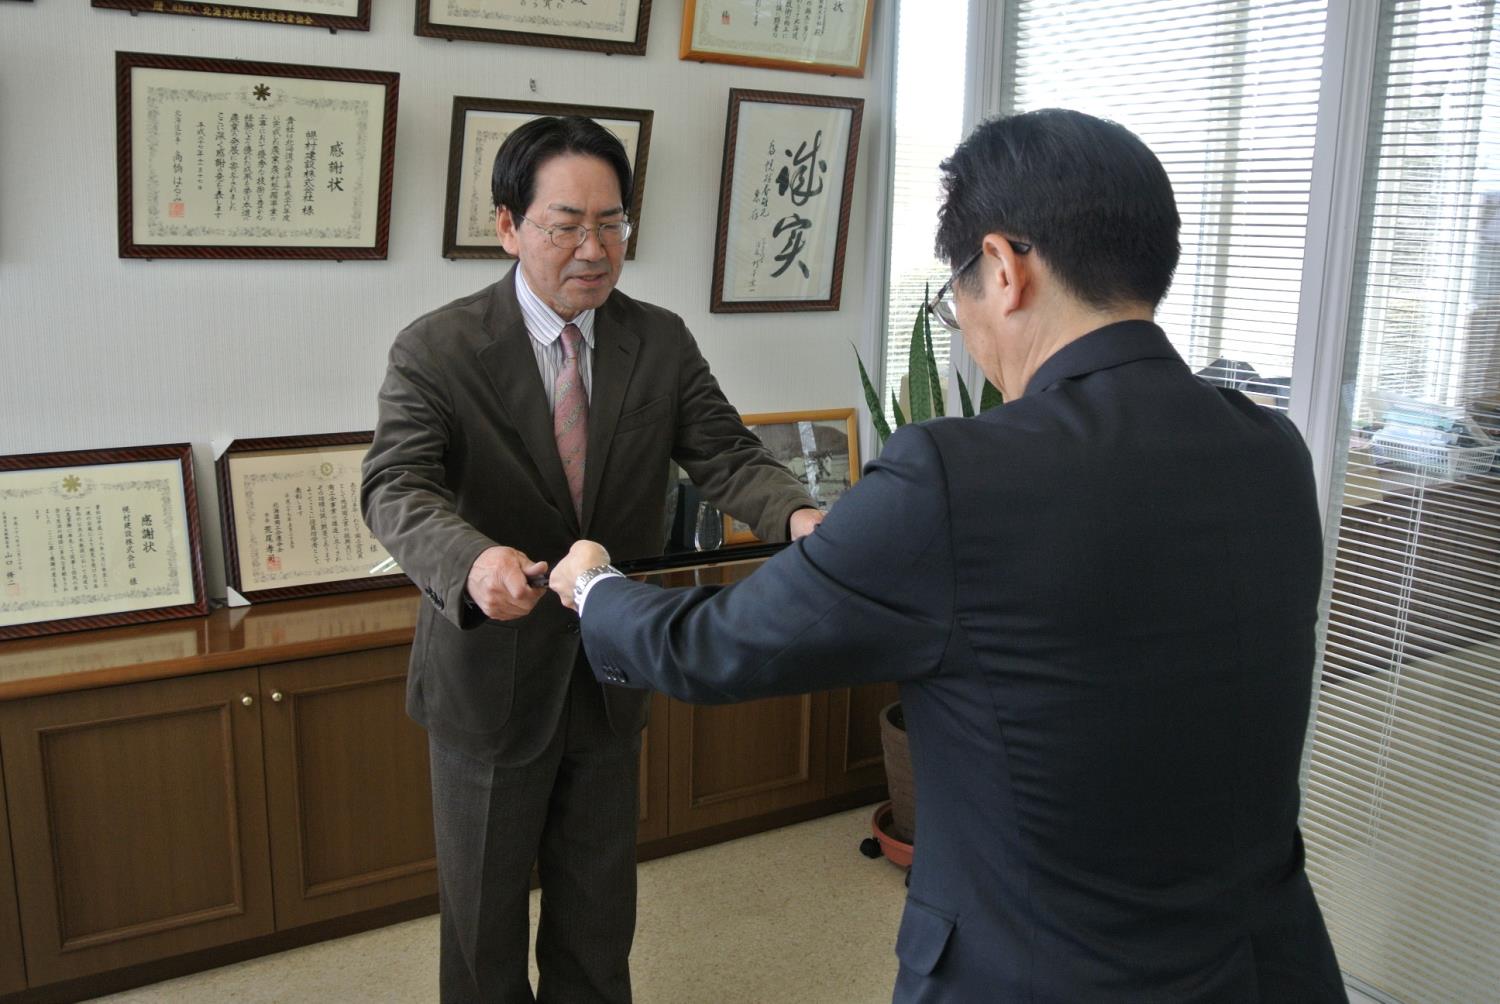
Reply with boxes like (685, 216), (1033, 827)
(580, 321), (1347, 1002)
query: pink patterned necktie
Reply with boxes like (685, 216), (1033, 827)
(553, 323), (588, 520)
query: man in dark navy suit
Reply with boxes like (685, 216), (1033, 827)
(549, 109), (1347, 1003)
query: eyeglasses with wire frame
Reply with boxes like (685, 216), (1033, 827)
(926, 240), (1032, 332)
(517, 214), (634, 250)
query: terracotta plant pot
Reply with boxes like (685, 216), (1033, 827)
(879, 701), (915, 844)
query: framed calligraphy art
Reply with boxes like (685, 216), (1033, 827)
(416, 0), (652, 56)
(92, 1), (371, 31)
(723, 408), (860, 544)
(216, 433), (405, 604)
(115, 51), (399, 260)
(711, 89), (863, 313)
(681, 0), (875, 77)
(443, 97), (653, 260)
(0, 444), (208, 641)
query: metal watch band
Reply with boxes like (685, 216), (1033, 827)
(572, 563), (620, 605)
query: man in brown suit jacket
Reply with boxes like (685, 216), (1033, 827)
(360, 117), (819, 1003)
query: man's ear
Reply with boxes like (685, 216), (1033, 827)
(981, 233), (1030, 317)
(496, 206), (522, 257)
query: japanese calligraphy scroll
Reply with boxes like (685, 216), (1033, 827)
(116, 52), (399, 260)
(681, 0), (874, 77)
(443, 97), (653, 260)
(416, 0), (652, 56)
(0, 444), (208, 641)
(92, 1), (370, 32)
(711, 89), (863, 313)
(216, 434), (405, 603)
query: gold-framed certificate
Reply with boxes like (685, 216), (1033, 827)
(216, 433), (405, 603)
(0, 444), (208, 641)
(116, 51), (400, 260)
(681, 0), (875, 77)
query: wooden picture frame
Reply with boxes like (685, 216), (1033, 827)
(711, 89), (863, 313)
(115, 51), (400, 260)
(443, 97), (653, 261)
(0, 444), (208, 641)
(724, 408), (860, 544)
(92, 0), (371, 31)
(416, 0), (652, 56)
(216, 433), (406, 604)
(681, 0), (875, 77)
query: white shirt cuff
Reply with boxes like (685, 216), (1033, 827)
(575, 569), (625, 617)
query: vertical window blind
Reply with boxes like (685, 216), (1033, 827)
(1001, 0), (1327, 408)
(1301, 2), (1500, 1001)
(879, 0), (971, 421)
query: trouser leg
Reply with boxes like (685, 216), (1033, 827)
(535, 660), (643, 1004)
(429, 735), (559, 1004)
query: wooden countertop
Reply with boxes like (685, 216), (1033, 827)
(0, 586), (421, 702)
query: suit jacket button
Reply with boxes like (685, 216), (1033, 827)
(567, 622), (580, 635)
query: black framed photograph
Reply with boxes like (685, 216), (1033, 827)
(680, 0), (875, 77)
(443, 97), (653, 260)
(116, 51), (400, 260)
(0, 444), (208, 641)
(416, 0), (652, 56)
(711, 89), (864, 313)
(216, 433), (406, 604)
(93, 1), (371, 31)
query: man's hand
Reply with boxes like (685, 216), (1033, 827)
(466, 545), (548, 620)
(789, 507), (825, 540)
(549, 539), (611, 611)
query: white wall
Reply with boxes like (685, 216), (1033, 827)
(0, 2), (887, 595)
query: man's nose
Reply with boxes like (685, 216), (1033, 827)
(574, 227), (606, 259)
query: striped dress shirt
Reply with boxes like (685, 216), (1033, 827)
(514, 265), (595, 409)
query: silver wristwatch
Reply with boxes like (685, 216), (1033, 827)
(572, 563), (621, 607)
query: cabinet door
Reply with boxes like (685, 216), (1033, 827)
(0, 746), (25, 995)
(637, 693), (671, 844)
(0, 669), (274, 986)
(826, 682), (900, 795)
(259, 647), (437, 929)
(667, 692), (828, 834)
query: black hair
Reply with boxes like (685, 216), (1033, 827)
(491, 115), (632, 219)
(934, 108), (1180, 310)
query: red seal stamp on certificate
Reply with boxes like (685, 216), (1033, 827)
(266, 554), (281, 572)
(169, 201), (186, 218)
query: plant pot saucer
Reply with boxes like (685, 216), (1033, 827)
(870, 801), (913, 869)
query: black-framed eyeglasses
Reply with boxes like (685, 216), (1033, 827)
(926, 240), (1032, 332)
(518, 214), (634, 250)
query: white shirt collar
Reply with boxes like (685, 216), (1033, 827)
(514, 265), (596, 349)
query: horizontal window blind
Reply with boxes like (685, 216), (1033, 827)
(879, 0), (971, 424)
(1302, 2), (1500, 1002)
(1004, 0), (1327, 408)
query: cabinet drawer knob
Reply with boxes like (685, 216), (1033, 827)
(271, 690), (284, 703)
(241, 694), (254, 707)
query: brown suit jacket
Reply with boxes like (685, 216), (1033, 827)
(361, 271), (810, 764)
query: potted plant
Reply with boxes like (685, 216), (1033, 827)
(855, 286), (1003, 866)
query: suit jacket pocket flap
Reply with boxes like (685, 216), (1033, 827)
(895, 895), (956, 976)
(614, 394), (670, 434)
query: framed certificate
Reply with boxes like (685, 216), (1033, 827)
(116, 51), (400, 260)
(216, 433), (405, 604)
(92, 1), (371, 31)
(681, 0), (875, 77)
(724, 408), (859, 544)
(443, 97), (653, 261)
(711, 90), (863, 313)
(0, 444), (208, 641)
(416, 0), (652, 56)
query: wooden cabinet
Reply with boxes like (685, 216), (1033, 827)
(827, 682), (900, 795)
(637, 693), (671, 843)
(0, 670), (275, 986)
(259, 647), (436, 929)
(0, 750), (25, 996)
(667, 692), (830, 833)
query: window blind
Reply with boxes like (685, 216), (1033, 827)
(998, 0), (1326, 407)
(878, 0), (971, 423)
(1302, 2), (1500, 1001)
